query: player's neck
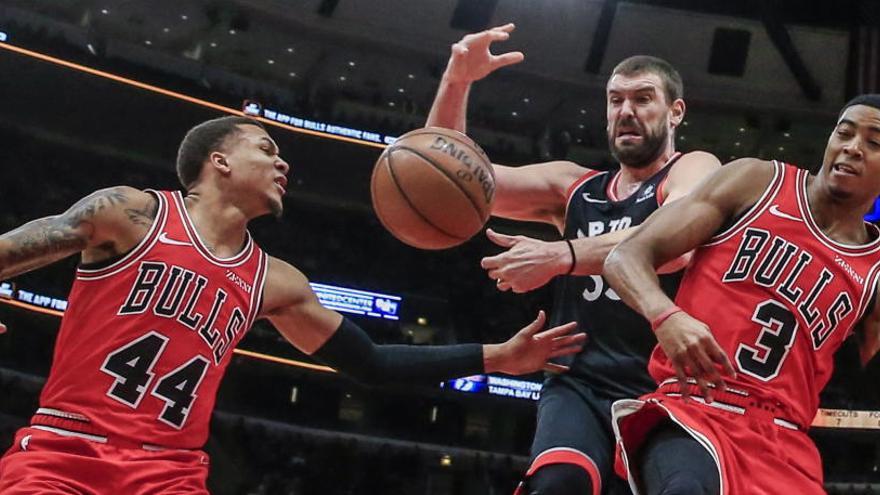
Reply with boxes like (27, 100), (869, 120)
(805, 175), (873, 245)
(617, 147), (676, 195)
(182, 189), (250, 258)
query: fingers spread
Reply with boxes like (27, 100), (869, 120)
(492, 51), (525, 68)
(534, 321), (578, 340)
(550, 345), (583, 359)
(708, 343), (737, 379)
(552, 332), (587, 347)
(522, 310), (547, 336)
(674, 364), (690, 402)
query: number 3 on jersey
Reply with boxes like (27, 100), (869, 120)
(735, 300), (798, 381)
(101, 331), (209, 429)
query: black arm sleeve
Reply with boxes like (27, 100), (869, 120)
(311, 317), (484, 385)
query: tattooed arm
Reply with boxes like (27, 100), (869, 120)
(0, 186), (157, 280)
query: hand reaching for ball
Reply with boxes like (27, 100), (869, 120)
(443, 23), (525, 85)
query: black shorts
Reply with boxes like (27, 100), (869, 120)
(525, 374), (631, 495)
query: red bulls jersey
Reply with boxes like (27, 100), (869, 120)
(37, 190), (268, 449)
(650, 162), (880, 428)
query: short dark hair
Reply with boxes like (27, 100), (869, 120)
(610, 55), (684, 104)
(176, 116), (266, 189)
(839, 93), (880, 118)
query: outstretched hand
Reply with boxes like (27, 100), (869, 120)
(654, 311), (736, 402)
(486, 310), (585, 375)
(481, 229), (572, 293)
(443, 23), (525, 85)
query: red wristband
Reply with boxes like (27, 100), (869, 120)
(650, 305), (682, 332)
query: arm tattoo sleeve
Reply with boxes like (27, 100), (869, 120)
(0, 188), (131, 280)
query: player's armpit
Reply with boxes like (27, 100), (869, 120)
(0, 185), (155, 280)
(492, 160), (590, 228)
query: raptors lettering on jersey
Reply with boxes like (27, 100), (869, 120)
(34, 190), (268, 449)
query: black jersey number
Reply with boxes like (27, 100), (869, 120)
(734, 300), (798, 381)
(101, 332), (209, 428)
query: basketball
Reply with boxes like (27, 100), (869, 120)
(370, 127), (496, 249)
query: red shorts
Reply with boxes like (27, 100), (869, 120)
(0, 427), (210, 494)
(612, 389), (824, 495)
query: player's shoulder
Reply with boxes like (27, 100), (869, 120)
(695, 158), (778, 212)
(80, 186), (157, 214)
(674, 150), (722, 169)
(665, 151), (722, 184)
(716, 158), (777, 183)
(68, 185), (157, 229)
(551, 160), (604, 186)
(531, 159), (595, 179)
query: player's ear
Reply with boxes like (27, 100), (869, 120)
(209, 151), (232, 176)
(669, 98), (685, 128)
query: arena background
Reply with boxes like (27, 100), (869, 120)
(0, 1), (878, 493)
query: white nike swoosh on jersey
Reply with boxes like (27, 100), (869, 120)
(635, 192), (656, 203)
(768, 205), (802, 222)
(157, 232), (192, 246)
(582, 192), (607, 204)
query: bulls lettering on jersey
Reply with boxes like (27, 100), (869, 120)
(652, 161), (880, 427)
(551, 154), (684, 399)
(118, 261), (248, 365)
(37, 190), (268, 449)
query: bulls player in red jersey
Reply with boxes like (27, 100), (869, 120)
(603, 94), (880, 494)
(0, 116), (586, 494)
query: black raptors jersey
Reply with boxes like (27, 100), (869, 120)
(551, 155), (684, 399)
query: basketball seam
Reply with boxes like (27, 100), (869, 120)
(393, 145), (487, 223)
(384, 149), (467, 241)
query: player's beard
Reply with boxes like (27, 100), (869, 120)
(608, 119), (668, 169)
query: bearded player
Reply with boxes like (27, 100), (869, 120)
(603, 95), (880, 494)
(426, 24), (722, 495)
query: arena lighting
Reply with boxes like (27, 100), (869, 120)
(0, 31), (8, 42)
(0, 281), (401, 321)
(310, 283), (401, 320)
(0, 40), (390, 149)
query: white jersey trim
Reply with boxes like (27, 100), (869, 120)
(35, 407), (90, 422)
(611, 398), (725, 495)
(795, 168), (880, 256)
(30, 425), (108, 443)
(172, 191), (255, 268)
(243, 250), (269, 337)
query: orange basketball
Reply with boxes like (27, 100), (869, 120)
(370, 127), (495, 250)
